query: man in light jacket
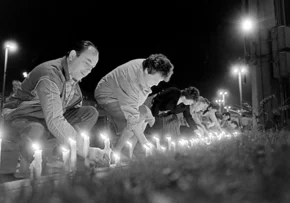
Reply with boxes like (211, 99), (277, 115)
(95, 54), (174, 160)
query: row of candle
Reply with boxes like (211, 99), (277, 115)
(141, 131), (240, 156)
(23, 132), (121, 178)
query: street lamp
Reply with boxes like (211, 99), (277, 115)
(1, 41), (18, 112)
(232, 64), (247, 112)
(219, 91), (228, 111)
(224, 105), (231, 112)
(215, 99), (224, 112)
(23, 72), (28, 78)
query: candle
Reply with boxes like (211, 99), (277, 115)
(69, 138), (77, 172)
(113, 153), (120, 165)
(81, 132), (90, 157)
(171, 141), (176, 152)
(166, 136), (171, 151)
(100, 133), (111, 161)
(61, 147), (70, 172)
(30, 143), (42, 178)
(160, 146), (166, 153)
(153, 136), (160, 151)
(143, 144), (150, 157)
(0, 136), (2, 166)
(126, 141), (133, 159)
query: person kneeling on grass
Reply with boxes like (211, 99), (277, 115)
(2, 40), (103, 178)
(95, 54), (174, 162)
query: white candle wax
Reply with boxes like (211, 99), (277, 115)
(62, 147), (70, 172)
(69, 138), (77, 172)
(0, 138), (2, 166)
(153, 136), (160, 150)
(81, 133), (90, 158)
(126, 141), (133, 159)
(166, 137), (171, 151)
(171, 142), (176, 152)
(30, 143), (42, 178)
(143, 144), (149, 157)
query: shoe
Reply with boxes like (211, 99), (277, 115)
(14, 154), (30, 179)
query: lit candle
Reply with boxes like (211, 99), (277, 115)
(0, 135), (2, 166)
(153, 136), (160, 151)
(126, 141), (133, 159)
(30, 143), (42, 178)
(81, 132), (90, 157)
(171, 141), (176, 152)
(100, 133), (111, 160)
(143, 144), (150, 157)
(166, 136), (172, 151)
(61, 147), (70, 172)
(69, 138), (77, 172)
(160, 146), (166, 153)
(113, 153), (120, 165)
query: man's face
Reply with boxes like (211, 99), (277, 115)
(195, 102), (208, 112)
(68, 47), (99, 81)
(144, 71), (164, 87)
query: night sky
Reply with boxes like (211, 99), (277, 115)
(0, 1), (252, 108)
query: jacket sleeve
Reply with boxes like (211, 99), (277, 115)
(183, 106), (198, 131)
(36, 78), (85, 157)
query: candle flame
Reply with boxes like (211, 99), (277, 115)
(81, 132), (89, 139)
(69, 138), (76, 143)
(32, 143), (40, 151)
(126, 141), (132, 147)
(166, 136), (171, 141)
(100, 133), (109, 141)
(160, 146), (166, 152)
(143, 144), (150, 150)
(153, 136), (159, 141)
(61, 147), (69, 152)
(113, 153), (120, 160)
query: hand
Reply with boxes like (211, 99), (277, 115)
(147, 117), (155, 127)
(84, 147), (110, 169)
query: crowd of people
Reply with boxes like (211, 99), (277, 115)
(1, 40), (241, 177)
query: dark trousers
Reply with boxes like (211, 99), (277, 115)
(9, 106), (98, 163)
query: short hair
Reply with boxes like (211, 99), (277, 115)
(222, 112), (231, 120)
(181, 86), (200, 101)
(66, 40), (99, 57)
(142, 54), (174, 82)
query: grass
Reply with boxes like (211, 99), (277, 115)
(1, 130), (290, 203)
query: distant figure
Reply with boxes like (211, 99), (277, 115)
(95, 54), (174, 160)
(6, 80), (22, 101)
(150, 86), (200, 138)
(202, 102), (223, 133)
(188, 96), (210, 136)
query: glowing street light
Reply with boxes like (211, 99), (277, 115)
(1, 41), (18, 112)
(240, 17), (255, 34)
(232, 64), (247, 112)
(23, 72), (28, 78)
